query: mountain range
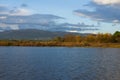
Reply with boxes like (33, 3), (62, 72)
(0, 29), (90, 40)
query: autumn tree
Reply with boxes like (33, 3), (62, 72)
(63, 34), (76, 42)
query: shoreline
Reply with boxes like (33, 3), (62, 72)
(0, 40), (120, 48)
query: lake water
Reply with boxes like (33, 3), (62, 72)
(0, 47), (120, 80)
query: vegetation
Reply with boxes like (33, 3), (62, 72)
(0, 31), (120, 48)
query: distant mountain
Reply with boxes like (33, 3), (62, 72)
(0, 29), (90, 40)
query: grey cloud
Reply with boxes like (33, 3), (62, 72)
(2, 14), (64, 24)
(74, 1), (120, 23)
(21, 4), (28, 7)
(0, 14), (64, 31)
(33, 22), (98, 32)
(59, 23), (97, 28)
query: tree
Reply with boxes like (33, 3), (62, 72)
(63, 34), (76, 42)
(113, 31), (120, 42)
(75, 35), (82, 42)
(53, 37), (63, 42)
(85, 35), (96, 42)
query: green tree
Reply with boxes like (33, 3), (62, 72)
(113, 31), (120, 42)
(53, 37), (63, 42)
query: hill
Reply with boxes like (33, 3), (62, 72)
(0, 29), (90, 40)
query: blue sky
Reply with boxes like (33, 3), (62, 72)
(0, 0), (89, 22)
(0, 0), (120, 33)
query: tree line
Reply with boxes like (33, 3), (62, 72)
(53, 31), (120, 43)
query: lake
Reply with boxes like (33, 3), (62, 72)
(0, 47), (120, 80)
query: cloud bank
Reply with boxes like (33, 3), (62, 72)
(0, 4), (98, 33)
(74, 0), (120, 23)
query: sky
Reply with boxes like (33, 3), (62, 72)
(0, 0), (120, 33)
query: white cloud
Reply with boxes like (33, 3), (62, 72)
(0, 16), (7, 19)
(10, 25), (19, 30)
(10, 8), (30, 16)
(0, 4), (31, 16)
(66, 30), (79, 33)
(93, 0), (120, 5)
(0, 23), (19, 30)
(113, 20), (119, 23)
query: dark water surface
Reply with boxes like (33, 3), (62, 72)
(0, 47), (120, 80)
